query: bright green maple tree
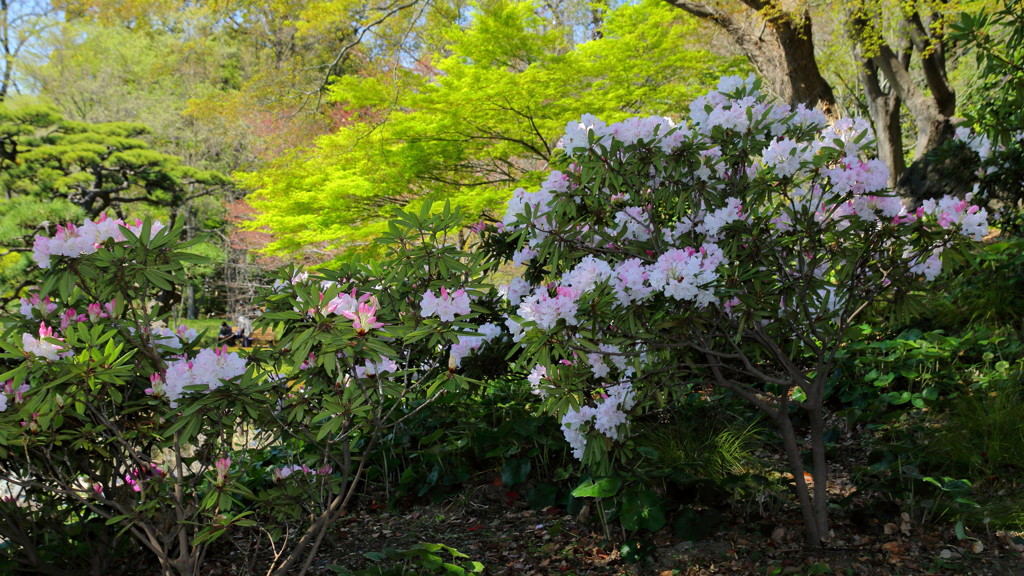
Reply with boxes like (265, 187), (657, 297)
(240, 0), (748, 256)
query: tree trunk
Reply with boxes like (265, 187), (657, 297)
(851, 7), (957, 200)
(776, 404), (826, 546)
(662, 0), (837, 115)
(858, 55), (905, 187)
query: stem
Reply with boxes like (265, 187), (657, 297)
(777, 408), (822, 547)
(172, 431), (193, 576)
(270, 430), (382, 576)
(807, 399), (830, 542)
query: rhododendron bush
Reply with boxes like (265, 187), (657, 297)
(489, 76), (988, 546)
(243, 202), (505, 575)
(0, 206), (505, 576)
(0, 218), (260, 576)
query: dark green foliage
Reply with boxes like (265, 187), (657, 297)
(332, 542), (484, 576)
(0, 105), (231, 301)
(836, 240), (1024, 533)
(0, 105), (229, 218)
(929, 378), (1024, 478)
(952, 2), (1024, 147)
(365, 377), (574, 504)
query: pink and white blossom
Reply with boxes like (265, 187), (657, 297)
(762, 137), (807, 177)
(561, 256), (613, 293)
(517, 286), (580, 330)
(32, 216), (164, 268)
(560, 381), (636, 460)
(421, 286), (472, 322)
(648, 245), (724, 306)
(909, 248), (944, 281)
(613, 205), (652, 241)
(920, 195), (989, 241)
(500, 278), (532, 306)
(527, 364), (549, 397)
(449, 323), (502, 369)
(355, 357), (399, 378)
(19, 293), (57, 319)
(22, 323), (69, 361)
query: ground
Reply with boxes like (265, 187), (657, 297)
(200, 479), (1024, 576)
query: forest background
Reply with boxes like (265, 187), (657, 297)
(0, 0), (1017, 314)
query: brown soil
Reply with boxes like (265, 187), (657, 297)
(201, 479), (1024, 576)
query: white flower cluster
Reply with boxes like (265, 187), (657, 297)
(500, 278), (533, 306)
(908, 248), (944, 281)
(560, 382), (636, 460)
(449, 323), (502, 369)
(762, 137), (813, 177)
(561, 115), (680, 153)
(585, 344), (633, 380)
(954, 126), (993, 161)
(355, 357), (399, 378)
(613, 205), (653, 241)
(647, 245), (725, 306)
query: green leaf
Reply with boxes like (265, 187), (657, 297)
(501, 457), (531, 487)
(619, 490), (666, 532)
(571, 476), (621, 498)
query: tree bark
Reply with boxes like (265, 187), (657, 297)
(857, 51), (905, 187)
(851, 7), (957, 198)
(662, 0), (837, 115)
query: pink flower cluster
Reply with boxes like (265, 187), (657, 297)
(421, 286), (472, 322)
(343, 301), (384, 334)
(19, 292), (57, 319)
(0, 380), (29, 413)
(517, 285), (581, 331)
(215, 457), (231, 486)
(124, 464), (166, 492)
(32, 215), (164, 269)
(527, 364), (548, 397)
(22, 322), (70, 361)
(920, 195), (989, 241)
(324, 288), (360, 315)
(147, 346), (247, 408)
(272, 463), (333, 481)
